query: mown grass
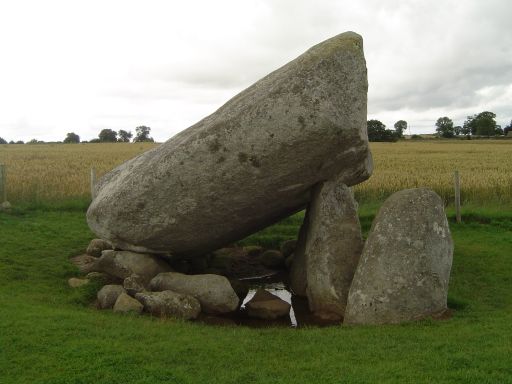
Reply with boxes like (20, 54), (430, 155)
(1, 204), (511, 383)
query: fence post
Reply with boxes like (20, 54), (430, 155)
(454, 170), (461, 223)
(90, 168), (97, 200)
(0, 164), (6, 203)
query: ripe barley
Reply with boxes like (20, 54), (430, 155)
(1, 140), (511, 204)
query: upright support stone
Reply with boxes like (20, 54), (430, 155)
(289, 209), (310, 297)
(304, 180), (363, 320)
(344, 188), (453, 325)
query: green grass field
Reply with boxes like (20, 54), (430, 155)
(1, 203), (511, 383)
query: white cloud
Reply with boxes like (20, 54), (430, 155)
(0, 0), (511, 142)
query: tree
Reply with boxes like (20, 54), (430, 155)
(98, 129), (117, 142)
(504, 120), (512, 136)
(0, 137), (7, 144)
(16, 140), (24, 144)
(393, 120), (407, 138)
(63, 132), (80, 143)
(460, 124), (471, 138)
(454, 126), (462, 136)
(367, 120), (397, 142)
(27, 139), (44, 144)
(463, 111), (498, 136)
(118, 129), (133, 142)
(134, 125), (154, 142)
(435, 117), (454, 138)
(475, 111), (497, 136)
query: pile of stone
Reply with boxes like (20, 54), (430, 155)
(70, 31), (454, 326)
(168, 244), (290, 278)
(70, 240), (292, 321)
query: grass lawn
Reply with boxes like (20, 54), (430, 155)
(1, 203), (511, 383)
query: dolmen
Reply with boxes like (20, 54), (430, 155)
(79, 31), (453, 326)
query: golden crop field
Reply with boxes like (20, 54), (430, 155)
(0, 140), (511, 205)
(0, 142), (157, 203)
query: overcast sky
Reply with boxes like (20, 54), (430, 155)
(0, 0), (511, 142)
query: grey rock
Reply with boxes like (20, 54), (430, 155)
(123, 274), (147, 296)
(285, 254), (294, 270)
(289, 210), (310, 296)
(229, 279), (249, 306)
(135, 291), (201, 320)
(70, 254), (98, 274)
(85, 272), (112, 283)
(259, 250), (285, 269)
(0, 201), (12, 211)
(188, 256), (209, 274)
(245, 289), (291, 319)
(150, 272), (239, 314)
(209, 248), (238, 272)
(97, 284), (126, 309)
(344, 188), (454, 325)
(86, 238), (112, 257)
(87, 31), (371, 256)
(305, 181), (363, 321)
(113, 292), (143, 314)
(93, 250), (172, 280)
(280, 239), (297, 258)
(243, 245), (264, 257)
(68, 277), (89, 288)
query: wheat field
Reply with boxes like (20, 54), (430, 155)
(0, 140), (511, 204)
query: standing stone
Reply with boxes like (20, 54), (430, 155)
(150, 273), (239, 314)
(135, 291), (201, 320)
(87, 31), (371, 257)
(305, 181), (363, 321)
(93, 250), (172, 280)
(289, 210), (310, 296)
(344, 188), (454, 325)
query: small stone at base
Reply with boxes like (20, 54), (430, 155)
(68, 277), (89, 288)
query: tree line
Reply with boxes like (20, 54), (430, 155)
(2, 114), (512, 145)
(0, 126), (154, 145)
(367, 120), (407, 142)
(435, 112), (510, 138)
(367, 111), (512, 142)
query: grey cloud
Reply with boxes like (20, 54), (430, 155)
(129, 0), (512, 127)
(368, 0), (512, 116)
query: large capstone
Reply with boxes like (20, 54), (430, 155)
(87, 31), (371, 256)
(344, 188), (454, 325)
